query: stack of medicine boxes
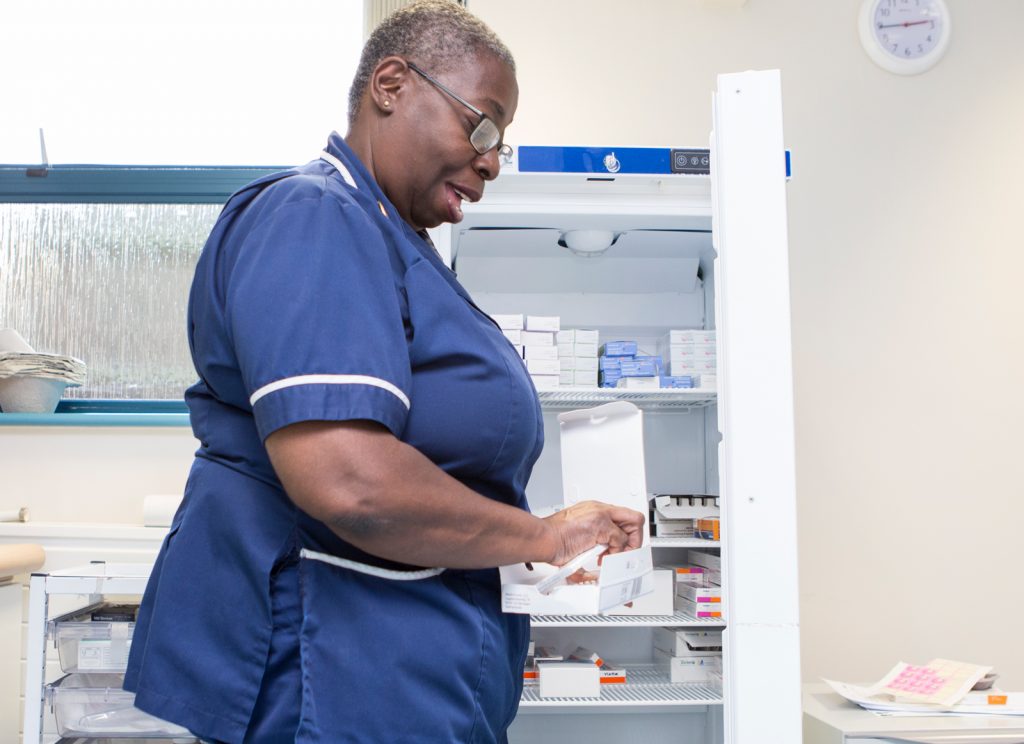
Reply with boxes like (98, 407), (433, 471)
(656, 330), (717, 389)
(599, 341), (693, 390)
(490, 314), (562, 389)
(556, 328), (599, 387)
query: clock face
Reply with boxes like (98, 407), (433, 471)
(860, 0), (951, 74)
(871, 0), (945, 60)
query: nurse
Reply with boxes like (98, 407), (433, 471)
(125, 2), (645, 742)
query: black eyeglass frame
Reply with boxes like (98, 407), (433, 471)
(407, 61), (512, 159)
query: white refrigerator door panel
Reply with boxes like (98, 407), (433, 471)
(713, 69), (802, 743)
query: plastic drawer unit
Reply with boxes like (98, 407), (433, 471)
(49, 603), (137, 673)
(46, 673), (193, 739)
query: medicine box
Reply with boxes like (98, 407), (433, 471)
(694, 374), (717, 390)
(526, 358), (560, 375)
(650, 522), (694, 538)
(599, 356), (622, 371)
(573, 369), (598, 387)
(620, 359), (657, 377)
(526, 315), (560, 332)
(653, 628), (723, 657)
(500, 401), (654, 615)
(695, 518), (721, 541)
(616, 376), (660, 390)
(675, 596), (723, 619)
(660, 564), (711, 586)
(654, 648), (723, 684)
(573, 341), (599, 358)
(600, 667), (627, 685)
(530, 374), (560, 390)
(523, 345), (559, 361)
(557, 329), (599, 345)
(46, 673), (192, 738)
(538, 662), (601, 698)
(502, 329), (521, 345)
(559, 369), (575, 386)
(670, 359), (717, 375)
(676, 583), (722, 604)
(49, 604), (136, 673)
(559, 355), (575, 370)
(491, 313), (524, 330)
(663, 329), (716, 345)
(521, 330), (555, 346)
(659, 375), (693, 389)
(557, 342), (574, 358)
(688, 550), (721, 570)
(600, 340), (638, 357)
(574, 356), (598, 372)
(605, 569), (674, 616)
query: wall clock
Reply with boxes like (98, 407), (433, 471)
(859, 0), (951, 75)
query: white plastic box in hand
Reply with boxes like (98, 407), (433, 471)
(46, 673), (192, 738)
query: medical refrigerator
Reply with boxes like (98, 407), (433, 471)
(433, 69), (802, 744)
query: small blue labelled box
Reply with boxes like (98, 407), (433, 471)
(600, 341), (638, 358)
(620, 359), (658, 377)
(599, 356), (623, 372)
(659, 375), (694, 389)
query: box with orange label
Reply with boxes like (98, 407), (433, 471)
(676, 583), (721, 604)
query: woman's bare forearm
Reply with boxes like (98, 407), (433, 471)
(266, 420), (561, 568)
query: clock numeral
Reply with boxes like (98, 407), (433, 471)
(926, 34), (932, 42)
(904, 46), (912, 56)
(880, 7), (891, 16)
(917, 44), (924, 53)
(891, 43), (898, 52)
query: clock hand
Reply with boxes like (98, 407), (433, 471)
(876, 20), (932, 29)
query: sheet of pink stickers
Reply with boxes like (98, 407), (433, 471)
(867, 659), (992, 708)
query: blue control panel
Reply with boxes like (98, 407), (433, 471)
(516, 145), (791, 178)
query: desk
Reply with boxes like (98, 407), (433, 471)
(804, 683), (1024, 743)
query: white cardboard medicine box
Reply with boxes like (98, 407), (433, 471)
(500, 401), (654, 615)
(538, 662), (601, 698)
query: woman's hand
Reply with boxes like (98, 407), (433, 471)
(542, 500), (646, 566)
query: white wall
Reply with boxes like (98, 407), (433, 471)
(5, 0), (1024, 694)
(471, 0), (1024, 687)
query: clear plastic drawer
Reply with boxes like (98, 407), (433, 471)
(45, 673), (193, 739)
(49, 603), (137, 673)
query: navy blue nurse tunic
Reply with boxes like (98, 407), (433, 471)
(124, 133), (544, 743)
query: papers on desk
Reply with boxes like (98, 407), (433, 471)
(825, 678), (1024, 717)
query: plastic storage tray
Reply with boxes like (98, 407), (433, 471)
(49, 604), (137, 673)
(45, 673), (193, 739)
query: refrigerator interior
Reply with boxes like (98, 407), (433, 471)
(450, 183), (725, 744)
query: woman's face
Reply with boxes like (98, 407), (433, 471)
(379, 53), (519, 231)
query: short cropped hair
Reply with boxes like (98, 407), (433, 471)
(348, 0), (515, 125)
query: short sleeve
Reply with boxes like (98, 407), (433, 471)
(225, 184), (412, 441)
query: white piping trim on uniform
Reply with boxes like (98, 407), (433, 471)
(300, 548), (445, 581)
(249, 374), (411, 409)
(320, 150), (357, 189)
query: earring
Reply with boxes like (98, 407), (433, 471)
(383, 99), (391, 107)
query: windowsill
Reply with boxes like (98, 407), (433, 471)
(0, 399), (190, 427)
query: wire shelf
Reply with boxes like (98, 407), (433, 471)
(537, 388), (716, 411)
(530, 608), (725, 628)
(520, 665), (722, 708)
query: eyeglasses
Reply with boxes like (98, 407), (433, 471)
(407, 61), (512, 160)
